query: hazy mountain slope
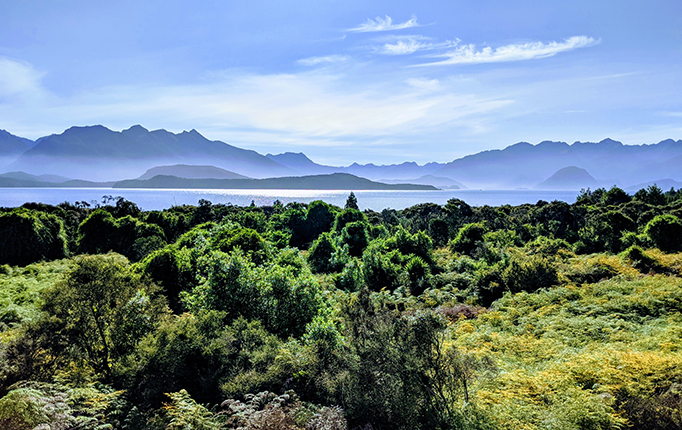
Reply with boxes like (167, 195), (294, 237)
(535, 166), (600, 190)
(266, 152), (337, 175)
(381, 175), (466, 189)
(0, 171), (72, 183)
(0, 130), (33, 166)
(138, 164), (250, 180)
(434, 138), (682, 188)
(626, 178), (682, 191)
(7, 125), (296, 181)
(266, 152), (446, 181)
(342, 161), (445, 181)
(113, 173), (438, 190)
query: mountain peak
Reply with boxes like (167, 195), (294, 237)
(598, 138), (623, 146)
(125, 124), (149, 133)
(535, 166), (599, 190)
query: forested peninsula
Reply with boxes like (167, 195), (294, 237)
(2, 185), (682, 429)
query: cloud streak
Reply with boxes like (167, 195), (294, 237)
(415, 36), (600, 66)
(375, 36), (459, 55)
(348, 15), (419, 33)
(298, 55), (350, 66)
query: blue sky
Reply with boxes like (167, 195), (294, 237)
(1, 0), (681, 165)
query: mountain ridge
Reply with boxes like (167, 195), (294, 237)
(1, 126), (680, 189)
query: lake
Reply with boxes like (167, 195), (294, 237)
(0, 188), (581, 211)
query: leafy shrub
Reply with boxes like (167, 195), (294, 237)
(333, 208), (366, 232)
(450, 222), (487, 256)
(77, 211), (166, 261)
(404, 256), (431, 296)
(138, 246), (195, 313)
(308, 233), (339, 273)
(502, 253), (558, 294)
(215, 227), (271, 265)
(339, 221), (369, 257)
(362, 244), (402, 291)
(0, 209), (68, 266)
(644, 214), (682, 252)
(41, 253), (167, 379)
(621, 245), (660, 273)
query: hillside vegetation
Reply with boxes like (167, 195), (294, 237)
(1, 185), (682, 429)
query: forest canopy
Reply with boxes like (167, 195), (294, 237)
(1, 185), (682, 429)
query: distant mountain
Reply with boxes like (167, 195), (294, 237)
(0, 171), (113, 188)
(138, 164), (250, 180)
(6, 125), (296, 181)
(434, 138), (682, 188)
(0, 171), (72, 183)
(266, 152), (445, 181)
(2, 125), (682, 189)
(343, 161), (445, 181)
(113, 173), (438, 190)
(266, 152), (338, 175)
(535, 166), (600, 190)
(626, 178), (682, 191)
(0, 130), (33, 166)
(381, 175), (466, 189)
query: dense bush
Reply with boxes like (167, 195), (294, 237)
(0, 209), (67, 266)
(645, 214), (682, 252)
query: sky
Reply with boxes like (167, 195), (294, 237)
(0, 0), (681, 165)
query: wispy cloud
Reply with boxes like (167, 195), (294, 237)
(380, 39), (428, 55)
(415, 36), (600, 66)
(0, 57), (46, 99)
(348, 15), (419, 33)
(298, 55), (350, 66)
(374, 36), (459, 55)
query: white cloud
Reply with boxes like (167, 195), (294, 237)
(380, 39), (428, 55)
(375, 36), (459, 55)
(0, 57), (46, 99)
(348, 15), (419, 33)
(406, 78), (441, 91)
(415, 36), (600, 66)
(298, 55), (350, 66)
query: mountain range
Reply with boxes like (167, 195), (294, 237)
(1, 125), (681, 190)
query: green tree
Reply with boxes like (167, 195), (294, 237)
(308, 232), (339, 273)
(600, 186), (631, 206)
(333, 208), (366, 232)
(41, 254), (166, 380)
(340, 221), (369, 257)
(306, 200), (336, 240)
(345, 192), (359, 210)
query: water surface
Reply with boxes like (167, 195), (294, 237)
(0, 188), (580, 211)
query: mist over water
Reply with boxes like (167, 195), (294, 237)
(0, 188), (580, 211)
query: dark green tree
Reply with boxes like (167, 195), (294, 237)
(345, 192), (359, 210)
(308, 232), (339, 273)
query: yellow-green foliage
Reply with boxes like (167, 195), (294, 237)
(0, 259), (72, 332)
(453, 273), (682, 429)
